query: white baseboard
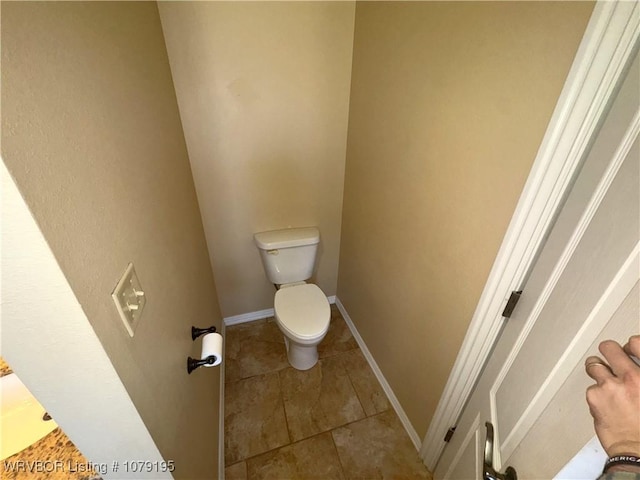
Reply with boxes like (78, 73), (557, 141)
(223, 295), (337, 326)
(219, 320), (226, 479)
(224, 307), (274, 326)
(334, 297), (422, 451)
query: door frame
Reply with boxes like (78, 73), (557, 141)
(420, 1), (640, 470)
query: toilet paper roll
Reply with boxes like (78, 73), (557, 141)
(201, 332), (223, 367)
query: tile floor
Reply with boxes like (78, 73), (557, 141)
(224, 304), (433, 479)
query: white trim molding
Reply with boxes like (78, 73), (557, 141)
(224, 307), (276, 326)
(335, 297), (422, 451)
(219, 320), (226, 480)
(223, 295), (336, 326)
(420, 1), (640, 470)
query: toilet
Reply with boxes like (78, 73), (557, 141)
(254, 227), (330, 370)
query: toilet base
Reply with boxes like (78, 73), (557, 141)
(283, 336), (319, 370)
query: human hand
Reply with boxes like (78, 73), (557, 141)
(585, 335), (640, 463)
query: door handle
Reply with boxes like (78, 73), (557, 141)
(483, 422), (517, 480)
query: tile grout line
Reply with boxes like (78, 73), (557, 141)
(339, 349), (370, 420)
(225, 307), (408, 476)
(231, 428), (349, 469)
(328, 427), (348, 479)
(224, 346), (360, 386)
(227, 350), (385, 469)
(276, 364), (294, 450)
(230, 410), (404, 477)
(237, 397), (396, 467)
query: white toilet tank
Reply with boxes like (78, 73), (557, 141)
(254, 227), (320, 285)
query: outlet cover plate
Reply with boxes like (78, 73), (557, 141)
(111, 263), (146, 337)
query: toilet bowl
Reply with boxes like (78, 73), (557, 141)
(274, 283), (330, 370)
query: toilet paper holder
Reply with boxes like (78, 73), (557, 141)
(187, 355), (218, 374)
(188, 325), (220, 374)
(191, 325), (216, 340)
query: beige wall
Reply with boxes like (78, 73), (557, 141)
(158, 2), (355, 317)
(1, 2), (223, 478)
(338, 1), (594, 438)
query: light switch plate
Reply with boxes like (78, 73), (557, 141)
(111, 263), (146, 337)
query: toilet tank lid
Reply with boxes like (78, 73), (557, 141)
(254, 227), (320, 250)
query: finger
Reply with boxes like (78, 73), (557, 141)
(585, 355), (614, 384)
(622, 335), (640, 359)
(599, 340), (638, 377)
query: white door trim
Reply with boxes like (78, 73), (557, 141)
(420, 1), (640, 469)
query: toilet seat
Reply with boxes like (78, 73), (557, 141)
(274, 283), (330, 340)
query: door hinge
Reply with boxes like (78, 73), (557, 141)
(502, 290), (522, 318)
(444, 426), (456, 442)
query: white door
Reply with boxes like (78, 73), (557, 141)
(434, 50), (639, 480)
